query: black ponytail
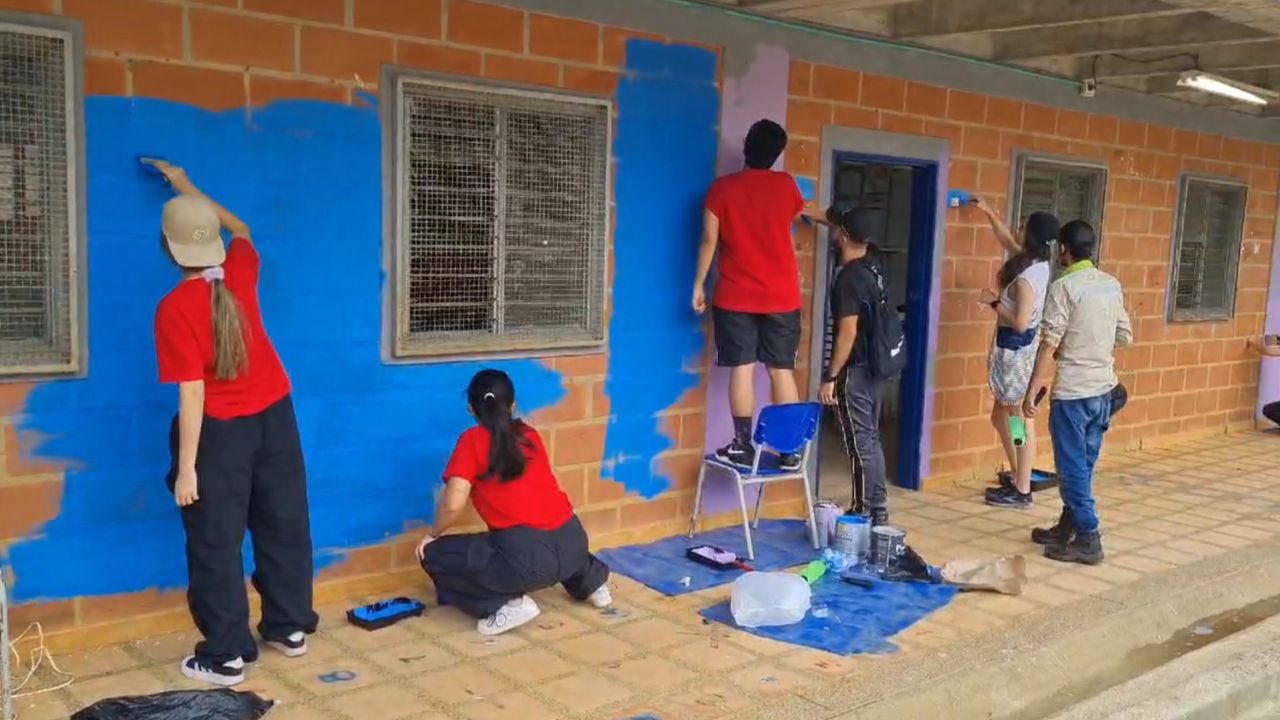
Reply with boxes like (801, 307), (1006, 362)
(467, 369), (530, 483)
(997, 211), (1058, 288)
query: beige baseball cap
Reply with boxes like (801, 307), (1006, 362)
(162, 195), (225, 268)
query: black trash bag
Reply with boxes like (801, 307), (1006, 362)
(71, 689), (273, 720)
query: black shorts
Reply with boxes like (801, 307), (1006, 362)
(712, 308), (801, 369)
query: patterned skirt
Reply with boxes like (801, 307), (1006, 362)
(988, 342), (1037, 407)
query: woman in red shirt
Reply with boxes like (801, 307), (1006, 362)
(415, 370), (612, 635)
(150, 162), (317, 687)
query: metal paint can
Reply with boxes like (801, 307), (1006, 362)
(833, 514), (870, 560)
(871, 525), (906, 573)
(814, 502), (842, 548)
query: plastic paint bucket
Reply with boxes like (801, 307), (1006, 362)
(871, 525), (906, 574)
(833, 514), (870, 561)
(814, 502), (842, 548)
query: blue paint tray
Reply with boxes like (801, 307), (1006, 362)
(597, 519), (816, 596)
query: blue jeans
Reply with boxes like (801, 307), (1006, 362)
(1049, 392), (1113, 534)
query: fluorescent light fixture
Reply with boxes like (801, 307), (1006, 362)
(1177, 71), (1278, 106)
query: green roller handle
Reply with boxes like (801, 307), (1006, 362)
(1009, 416), (1027, 447)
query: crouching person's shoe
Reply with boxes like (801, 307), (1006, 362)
(1031, 507), (1073, 546)
(1044, 530), (1104, 566)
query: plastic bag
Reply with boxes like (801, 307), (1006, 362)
(71, 689), (273, 720)
(729, 571), (811, 628)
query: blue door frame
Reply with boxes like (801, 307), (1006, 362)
(829, 151), (938, 492)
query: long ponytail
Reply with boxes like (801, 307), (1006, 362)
(997, 211), (1058, 288)
(467, 369), (530, 482)
(209, 277), (249, 381)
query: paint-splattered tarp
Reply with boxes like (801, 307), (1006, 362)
(598, 519), (815, 596)
(700, 574), (957, 655)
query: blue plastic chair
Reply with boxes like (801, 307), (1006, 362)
(687, 402), (823, 560)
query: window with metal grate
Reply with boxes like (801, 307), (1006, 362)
(1011, 154), (1107, 275)
(388, 74), (610, 358)
(1168, 176), (1245, 322)
(0, 20), (81, 377)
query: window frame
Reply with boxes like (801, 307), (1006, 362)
(1165, 172), (1247, 323)
(1007, 151), (1109, 266)
(0, 13), (87, 379)
(381, 67), (612, 362)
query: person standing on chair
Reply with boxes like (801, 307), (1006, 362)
(693, 119), (809, 472)
(150, 162), (317, 686)
(818, 206), (905, 526)
(1024, 220), (1132, 565)
(972, 198), (1058, 510)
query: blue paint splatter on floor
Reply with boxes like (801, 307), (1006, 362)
(598, 519), (815, 595)
(700, 574), (957, 655)
(602, 40), (719, 498)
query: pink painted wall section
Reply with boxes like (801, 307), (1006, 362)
(702, 44), (791, 513)
(1259, 211), (1280, 420)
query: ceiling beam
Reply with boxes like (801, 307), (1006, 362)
(891, 0), (1193, 40)
(1079, 40), (1280, 80)
(991, 12), (1268, 62)
(737, 0), (911, 13)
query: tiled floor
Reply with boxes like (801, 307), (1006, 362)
(11, 433), (1280, 720)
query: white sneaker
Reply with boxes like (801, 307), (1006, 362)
(586, 584), (613, 608)
(477, 595), (540, 636)
(181, 655), (245, 686)
(265, 631), (308, 658)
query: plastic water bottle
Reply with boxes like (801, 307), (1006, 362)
(729, 572), (812, 628)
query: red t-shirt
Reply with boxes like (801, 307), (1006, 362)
(154, 238), (291, 420)
(705, 169), (805, 314)
(443, 424), (574, 531)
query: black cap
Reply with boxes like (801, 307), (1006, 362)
(826, 204), (875, 244)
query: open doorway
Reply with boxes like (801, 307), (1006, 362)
(813, 151), (939, 503)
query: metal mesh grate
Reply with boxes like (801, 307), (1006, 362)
(1172, 178), (1244, 319)
(0, 25), (75, 374)
(395, 79), (609, 357)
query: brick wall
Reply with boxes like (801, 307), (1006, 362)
(0, 0), (762, 648)
(785, 61), (1280, 482)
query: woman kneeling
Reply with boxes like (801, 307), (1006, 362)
(415, 370), (612, 635)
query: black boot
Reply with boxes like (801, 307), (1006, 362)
(1044, 530), (1104, 565)
(1031, 507), (1073, 546)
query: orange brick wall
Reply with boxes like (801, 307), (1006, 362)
(785, 61), (1280, 482)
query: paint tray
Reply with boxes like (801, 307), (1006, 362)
(686, 544), (752, 572)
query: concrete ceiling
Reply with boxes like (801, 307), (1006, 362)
(705, 0), (1280, 115)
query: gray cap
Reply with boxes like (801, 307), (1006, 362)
(162, 195), (225, 268)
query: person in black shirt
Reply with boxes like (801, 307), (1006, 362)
(819, 207), (892, 525)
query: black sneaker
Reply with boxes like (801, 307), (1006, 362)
(778, 453), (802, 472)
(870, 508), (890, 527)
(181, 655), (245, 686)
(264, 631), (308, 658)
(1044, 531), (1104, 565)
(985, 485), (1032, 509)
(1031, 507), (1073, 546)
(714, 439), (754, 469)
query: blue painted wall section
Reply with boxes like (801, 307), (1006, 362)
(602, 39), (719, 499)
(5, 97), (564, 601)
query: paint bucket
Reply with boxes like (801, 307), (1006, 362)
(814, 502), (842, 548)
(871, 525), (907, 574)
(833, 514), (870, 561)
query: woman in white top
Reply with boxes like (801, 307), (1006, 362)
(974, 198), (1059, 509)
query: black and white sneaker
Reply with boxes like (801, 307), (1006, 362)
(986, 485), (1033, 509)
(870, 508), (890, 527)
(264, 631), (308, 658)
(714, 440), (754, 469)
(778, 453), (802, 472)
(181, 656), (245, 686)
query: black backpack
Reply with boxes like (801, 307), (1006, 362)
(860, 262), (906, 380)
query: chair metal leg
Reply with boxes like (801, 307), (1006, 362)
(735, 476), (756, 561)
(801, 469), (820, 550)
(752, 484), (766, 528)
(687, 463), (707, 538)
